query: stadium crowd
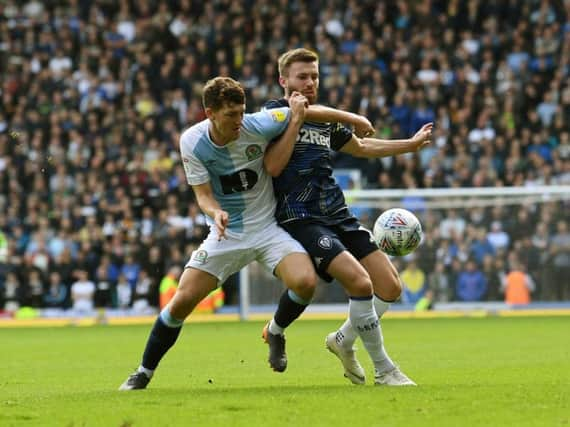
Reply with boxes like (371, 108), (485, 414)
(0, 0), (569, 314)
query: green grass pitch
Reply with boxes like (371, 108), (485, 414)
(1, 317), (569, 426)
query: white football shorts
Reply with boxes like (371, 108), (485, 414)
(185, 221), (306, 285)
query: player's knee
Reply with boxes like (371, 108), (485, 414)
(289, 270), (317, 300)
(170, 275), (215, 318)
(376, 269), (402, 301)
(346, 273), (373, 298)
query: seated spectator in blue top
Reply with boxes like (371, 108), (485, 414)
(470, 227), (496, 265)
(456, 259), (487, 302)
(44, 271), (67, 309)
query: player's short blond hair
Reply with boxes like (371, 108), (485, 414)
(202, 77), (245, 111)
(278, 48), (319, 77)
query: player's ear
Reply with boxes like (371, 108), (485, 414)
(278, 76), (287, 89)
(204, 107), (215, 121)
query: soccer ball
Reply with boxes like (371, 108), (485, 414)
(373, 208), (423, 256)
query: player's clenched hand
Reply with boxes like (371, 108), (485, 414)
(213, 209), (229, 240)
(353, 116), (375, 138)
(289, 92), (308, 121)
(411, 122), (434, 151)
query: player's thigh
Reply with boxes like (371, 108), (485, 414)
(186, 232), (255, 285)
(274, 252), (317, 299)
(327, 251), (372, 297)
(257, 224), (317, 294)
(336, 220), (401, 300)
(169, 267), (218, 319)
(281, 221), (345, 282)
(359, 250), (402, 301)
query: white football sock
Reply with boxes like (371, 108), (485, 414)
(268, 319), (284, 336)
(336, 318), (358, 348)
(373, 294), (391, 318)
(336, 295), (392, 348)
(349, 297), (395, 374)
(137, 365), (154, 379)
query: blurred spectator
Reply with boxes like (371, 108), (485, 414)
(44, 271), (67, 309)
(481, 255), (505, 302)
(0, 230), (7, 263)
(132, 269), (154, 314)
(550, 220), (570, 300)
(70, 270), (96, 314)
(94, 259), (114, 309)
(486, 221), (510, 252)
(427, 262), (452, 303)
(115, 273), (132, 310)
(469, 227), (496, 266)
(500, 261), (536, 305)
(26, 269), (45, 308)
(2, 272), (21, 312)
(400, 260), (427, 304)
(159, 265), (181, 309)
(414, 289), (434, 311)
(439, 209), (466, 240)
(120, 254), (141, 290)
(456, 259), (487, 302)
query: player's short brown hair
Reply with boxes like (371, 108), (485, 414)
(202, 77), (245, 111)
(278, 48), (319, 77)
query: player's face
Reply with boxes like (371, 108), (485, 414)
(281, 61), (319, 104)
(207, 102), (245, 144)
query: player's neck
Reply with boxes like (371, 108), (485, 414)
(208, 124), (231, 146)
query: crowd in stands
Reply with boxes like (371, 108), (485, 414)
(0, 0), (569, 314)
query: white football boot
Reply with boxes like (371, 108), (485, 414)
(374, 366), (416, 386)
(325, 332), (366, 385)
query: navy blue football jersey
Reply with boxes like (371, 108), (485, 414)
(264, 98), (354, 225)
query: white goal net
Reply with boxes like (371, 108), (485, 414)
(237, 185), (570, 318)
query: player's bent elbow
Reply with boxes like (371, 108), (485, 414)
(263, 161), (282, 178)
(266, 167), (281, 178)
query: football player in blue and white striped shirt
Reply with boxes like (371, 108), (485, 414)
(120, 77), (371, 389)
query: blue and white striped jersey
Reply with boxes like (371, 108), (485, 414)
(179, 107), (290, 236)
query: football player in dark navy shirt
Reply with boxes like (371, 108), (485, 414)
(263, 48), (433, 386)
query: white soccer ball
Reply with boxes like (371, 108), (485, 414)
(373, 208), (423, 256)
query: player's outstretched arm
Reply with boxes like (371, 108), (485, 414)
(192, 182), (229, 240)
(340, 122), (434, 158)
(264, 92), (307, 177)
(305, 106), (375, 137)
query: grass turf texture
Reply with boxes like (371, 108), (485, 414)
(1, 317), (569, 426)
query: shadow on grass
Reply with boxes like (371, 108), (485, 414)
(57, 383), (426, 401)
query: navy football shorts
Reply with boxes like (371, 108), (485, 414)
(281, 217), (379, 282)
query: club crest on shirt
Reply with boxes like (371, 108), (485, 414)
(270, 110), (286, 123)
(318, 235), (332, 250)
(245, 144), (262, 161)
(193, 250), (208, 264)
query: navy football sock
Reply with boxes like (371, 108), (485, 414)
(273, 289), (310, 330)
(141, 314), (182, 371)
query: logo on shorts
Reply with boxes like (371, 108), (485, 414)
(245, 144), (262, 161)
(318, 236), (332, 250)
(193, 250), (208, 264)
